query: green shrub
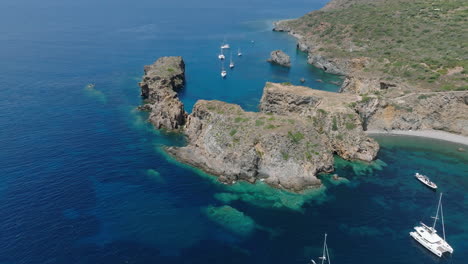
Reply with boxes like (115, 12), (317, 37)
(345, 122), (357, 130)
(288, 131), (305, 144)
(332, 117), (338, 131)
(230, 129), (237, 136)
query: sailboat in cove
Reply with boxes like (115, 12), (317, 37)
(409, 193), (453, 257)
(229, 52), (234, 69)
(220, 61), (227, 78)
(310, 234), (331, 264)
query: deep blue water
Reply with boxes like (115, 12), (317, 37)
(0, 0), (467, 263)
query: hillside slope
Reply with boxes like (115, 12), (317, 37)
(277, 0), (467, 92)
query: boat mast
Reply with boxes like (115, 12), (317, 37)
(325, 236), (331, 264)
(432, 193), (442, 230)
(441, 197), (446, 240)
(321, 233), (327, 264)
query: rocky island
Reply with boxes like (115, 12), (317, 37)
(274, 0), (468, 136)
(267, 50), (291, 67)
(139, 57), (378, 191)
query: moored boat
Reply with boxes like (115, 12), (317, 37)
(221, 62), (227, 78)
(415, 172), (437, 190)
(218, 48), (225, 60)
(220, 37), (230, 49)
(409, 193), (453, 257)
(310, 233), (331, 264)
(229, 52), (234, 69)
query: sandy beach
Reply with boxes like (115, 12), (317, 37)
(366, 130), (468, 146)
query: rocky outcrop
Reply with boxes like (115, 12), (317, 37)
(308, 55), (346, 75)
(139, 56), (187, 130)
(365, 91), (468, 136)
(167, 83), (379, 192)
(260, 83), (379, 161)
(267, 50), (291, 67)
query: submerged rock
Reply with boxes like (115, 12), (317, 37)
(204, 205), (255, 236)
(267, 50), (291, 67)
(138, 56), (187, 130)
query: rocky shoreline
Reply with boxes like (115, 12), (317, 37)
(272, 15), (468, 137)
(138, 57), (379, 192)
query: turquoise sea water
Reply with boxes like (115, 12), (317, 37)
(0, 0), (467, 263)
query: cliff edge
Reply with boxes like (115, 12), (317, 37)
(139, 56), (187, 130)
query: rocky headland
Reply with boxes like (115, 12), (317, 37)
(138, 56), (187, 130)
(138, 57), (380, 191)
(267, 50), (291, 67)
(273, 0), (468, 136)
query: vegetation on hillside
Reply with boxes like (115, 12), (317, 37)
(285, 0), (467, 91)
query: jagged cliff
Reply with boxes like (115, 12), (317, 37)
(166, 82), (378, 192)
(138, 56), (187, 130)
(273, 0), (468, 136)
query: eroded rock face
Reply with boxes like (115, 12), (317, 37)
(167, 82), (379, 192)
(366, 92), (468, 135)
(260, 82), (379, 161)
(139, 56), (187, 130)
(308, 55), (346, 75)
(267, 50), (291, 67)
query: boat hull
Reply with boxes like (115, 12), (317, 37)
(415, 173), (437, 190)
(410, 231), (453, 257)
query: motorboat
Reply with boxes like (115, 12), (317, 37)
(415, 172), (437, 190)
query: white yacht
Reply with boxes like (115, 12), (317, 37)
(310, 233), (331, 264)
(409, 193), (453, 257)
(415, 172), (437, 190)
(237, 48), (242, 57)
(221, 62), (227, 78)
(220, 37), (230, 49)
(218, 48), (225, 60)
(229, 52), (234, 69)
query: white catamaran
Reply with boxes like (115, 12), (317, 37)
(409, 193), (453, 257)
(311, 233), (331, 264)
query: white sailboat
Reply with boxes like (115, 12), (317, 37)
(409, 193), (453, 257)
(221, 62), (227, 78)
(229, 52), (234, 69)
(237, 48), (242, 57)
(218, 48), (225, 60)
(310, 233), (331, 264)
